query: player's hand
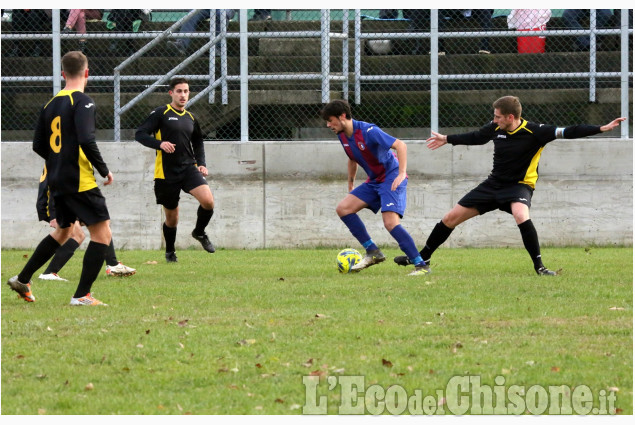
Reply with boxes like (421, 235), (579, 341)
(426, 131), (448, 150)
(160, 141), (176, 153)
(600, 117), (626, 132)
(49, 218), (58, 229)
(104, 172), (114, 186)
(391, 172), (406, 191)
(198, 166), (208, 177)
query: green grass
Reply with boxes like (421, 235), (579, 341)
(1, 247), (632, 415)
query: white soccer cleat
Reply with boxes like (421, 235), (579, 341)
(38, 273), (68, 281)
(350, 249), (386, 271)
(106, 262), (136, 277)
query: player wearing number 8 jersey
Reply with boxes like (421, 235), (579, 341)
(6, 51), (113, 306)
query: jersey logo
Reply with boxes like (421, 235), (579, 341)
(84, 103), (94, 108)
(343, 143), (349, 147)
(168, 117), (179, 121)
(357, 142), (365, 150)
(367, 126), (374, 132)
(496, 134), (507, 139)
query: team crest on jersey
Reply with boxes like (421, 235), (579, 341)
(357, 141), (366, 150)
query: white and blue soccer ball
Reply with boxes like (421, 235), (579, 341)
(337, 248), (362, 273)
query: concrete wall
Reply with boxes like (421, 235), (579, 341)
(1, 138), (632, 250)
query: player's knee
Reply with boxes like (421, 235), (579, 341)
(201, 199), (214, 210)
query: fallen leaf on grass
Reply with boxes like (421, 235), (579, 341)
(275, 398), (284, 404)
(178, 319), (189, 327)
(144, 261), (158, 265)
(237, 339), (256, 346)
(16, 354), (24, 359)
(315, 314), (327, 318)
(551, 366), (561, 373)
(382, 359), (393, 368)
(609, 307), (625, 311)
(289, 404), (302, 410)
(255, 363), (263, 368)
(145, 329), (151, 334)
(85, 383), (94, 391)
(302, 358), (314, 367)
(310, 370), (327, 377)
(46, 327), (53, 331)
(136, 344), (144, 348)
(608, 387), (619, 392)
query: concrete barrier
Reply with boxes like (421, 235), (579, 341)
(1, 138), (632, 250)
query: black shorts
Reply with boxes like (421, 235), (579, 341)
(52, 188), (110, 228)
(458, 179), (534, 215)
(154, 165), (208, 210)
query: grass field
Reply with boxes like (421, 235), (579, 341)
(1, 246), (632, 415)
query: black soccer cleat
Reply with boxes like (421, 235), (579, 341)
(165, 251), (178, 263)
(536, 266), (557, 276)
(393, 255), (411, 266)
(191, 230), (216, 253)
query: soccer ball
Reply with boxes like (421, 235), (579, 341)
(337, 248), (362, 273)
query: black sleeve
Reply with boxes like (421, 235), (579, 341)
(135, 109), (164, 149)
(32, 106), (48, 160)
(191, 119), (206, 167)
(532, 123), (602, 144)
(447, 121), (497, 146)
(82, 141), (110, 178)
(36, 172), (54, 221)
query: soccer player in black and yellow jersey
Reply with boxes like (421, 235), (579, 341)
(395, 95), (625, 275)
(135, 77), (216, 262)
(6, 51), (114, 305)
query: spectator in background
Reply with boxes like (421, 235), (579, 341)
(107, 9), (149, 55)
(403, 9), (493, 55)
(167, 9), (235, 56)
(250, 9), (271, 21)
(63, 9), (103, 54)
(562, 9), (613, 51)
(8, 9), (50, 57)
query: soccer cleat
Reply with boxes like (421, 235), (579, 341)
(106, 262), (136, 277)
(536, 266), (557, 276)
(38, 272), (68, 281)
(393, 255), (412, 266)
(70, 293), (107, 306)
(351, 249), (386, 271)
(408, 263), (431, 276)
(165, 251), (178, 263)
(7, 276), (35, 302)
(191, 230), (216, 253)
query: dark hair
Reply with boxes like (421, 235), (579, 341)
(492, 96), (522, 118)
(320, 99), (352, 120)
(169, 77), (189, 90)
(61, 51), (88, 78)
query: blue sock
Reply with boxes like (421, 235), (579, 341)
(340, 214), (378, 252)
(389, 225), (424, 266)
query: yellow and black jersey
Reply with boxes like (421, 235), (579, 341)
(135, 104), (206, 182)
(32, 90), (109, 196)
(36, 166), (54, 222)
(448, 119), (602, 188)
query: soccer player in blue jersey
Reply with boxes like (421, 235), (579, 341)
(321, 100), (429, 276)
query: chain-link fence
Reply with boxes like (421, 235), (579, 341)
(1, 9), (632, 142)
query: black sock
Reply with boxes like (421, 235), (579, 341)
(44, 238), (80, 274)
(194, 206), (213, 235)
(105, 239), (118, 267)
(518, 219), (544, 270)
(73, 241), (108, 298)
(420, 221), (454, 261)
(18, 235), (60, 283)
(163, 222), (177, 253)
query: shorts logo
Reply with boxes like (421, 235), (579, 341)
(386, 202), (395, 207)
(519, 198), (527, 201)
(168, 117), (179, 121)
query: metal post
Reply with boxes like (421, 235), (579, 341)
(589, 9), (597, 102)
(430, 9), (439, 133)
(354, 10), (361, 104)
(209, 10), (216, 104)
(342, 10), (349, 101)
(240, 9), (249, 142)
(52, 9), (61, 94)
(221, 9), (228, 104)
(114, 71), (121, 141)
(620, 9), (629, 139)
(321, 10), (331, 103)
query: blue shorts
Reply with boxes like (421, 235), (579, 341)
(350, 178), (408, 217)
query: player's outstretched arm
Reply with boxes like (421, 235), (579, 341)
(600, 117), (626, 133)
(426, 131), (448, 150)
